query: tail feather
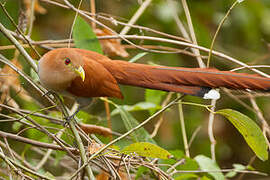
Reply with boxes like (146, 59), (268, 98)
(74, 48), (270, 98)
(101, 60), (270, 98)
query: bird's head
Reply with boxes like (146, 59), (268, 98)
(38, 48), (85, 92)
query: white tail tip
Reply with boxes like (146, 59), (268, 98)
(203, 89), (220, 100)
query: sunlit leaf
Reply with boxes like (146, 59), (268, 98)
(111, 102), (160, 116)
(225, 163), (246, 178)
(129, 52), (148, 63)
(237, 0), (245, 3)
(195, 155), (225, 180)
(175, 174), (198, 180)
(73, 16), (103, 53)
(43, 172), (55, 179)
(201, 176), (212, 180)
(121, 142), (171, 159)
(216, 109), (268, 161)
(225, 170), (237, 178)
(12, 122), (23, 131)
(145, 89), (166, 114)
(30, 68), (39, 83)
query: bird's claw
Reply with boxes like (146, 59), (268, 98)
(64, 115), (74, 126)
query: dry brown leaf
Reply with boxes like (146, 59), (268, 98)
(95, 28), (129, 58)
(0, 59), (32, 109)
(96, 172), (109, 180)
(88, 141), (104, 155)
(79, 123), (112, 137)
(96, 170), (128, 180)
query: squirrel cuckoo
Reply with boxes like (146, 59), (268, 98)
(38, 48), (270, 108)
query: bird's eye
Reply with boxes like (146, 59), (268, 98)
(65, 58), (71, 65)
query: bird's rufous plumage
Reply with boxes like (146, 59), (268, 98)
(38, 48), (270, 101)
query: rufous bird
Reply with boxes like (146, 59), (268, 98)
(38, 48), (270, 109)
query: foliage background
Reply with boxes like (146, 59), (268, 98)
(0, 0), (270, 179)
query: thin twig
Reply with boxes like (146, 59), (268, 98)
(0, 22), (38, 71)
(0, 104), (78, 160)
(0, 130), (78, 153)
(178, 97), (190, 157)
(0, 3), (41, 58)
(67, 106), (95, 179)
(207, 0), (239, 67)
(0, 150), (52, 180)
(150, 92), (173, 138)
(120, 0), (152, 35)
(90, 0), (96, 28)
(208, 97), (218, 161)
(69, 96), (184, 179)
(27, 0), (35, 36)
(67, 0), (83, 48)
(171, 169), (267, 176)
(35, 130), (65, 170)
(181, 0), (205, 68)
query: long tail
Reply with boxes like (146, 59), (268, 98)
(74, 48), (270, 99)
(102, 60), (270, 99)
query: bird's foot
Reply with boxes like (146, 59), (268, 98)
(64, 114), (75, 126)
(63, 108), (80, 126)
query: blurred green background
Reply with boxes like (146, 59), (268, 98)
(0, 0), (270, 179)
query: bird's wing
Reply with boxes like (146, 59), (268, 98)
(66, 57), (123, 99)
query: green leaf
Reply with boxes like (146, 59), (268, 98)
(136, 166), (150, 180)
(30, 68), (39, 83)
(121, 142), (172, 159)
(161, 150), (198, 172)
(195, 155), (225, 180)
(54, 151), (66, 166)
(102, 98), (155, 144)
(201, 176), (212, 180)
(43, 172), (56, 179)
(237, 0), (245, 3)
(12, 122), (23, 131)
(73, 16), (103, 53)
(145, 89), (166, 114)
(225, 170), (237, 178)
(145, 89), (166, 105)
(175, 174), (198, 180)
(225, 163), (247, 178)
(233, 163), (246, 170)
(117, 105), (155, 144)
(216, 109), (268, 161)
(111, 102), (161, 116)
(129, 52), (148, 63)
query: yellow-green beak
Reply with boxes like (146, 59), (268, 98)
(74, 66), (85, 81)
